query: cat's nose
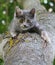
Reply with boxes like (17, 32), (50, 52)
(24, 25), (27, 27)
(24, 24), (29, 27)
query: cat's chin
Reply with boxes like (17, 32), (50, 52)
(41, 31), (51, 43)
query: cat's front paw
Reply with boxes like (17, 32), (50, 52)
(12, 35), (17, 39)
(41, 31), (51, 43)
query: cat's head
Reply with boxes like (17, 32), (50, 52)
(14, 6), (36, 30)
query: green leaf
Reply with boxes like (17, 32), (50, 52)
(0, 58), (4, 65)
(53, 58), (55, 65)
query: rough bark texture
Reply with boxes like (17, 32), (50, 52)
(2, 0), (55, 65)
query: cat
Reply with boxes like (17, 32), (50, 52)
(9, 6), (51, 43)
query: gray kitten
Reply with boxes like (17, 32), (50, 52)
(9, 7), (51, 43)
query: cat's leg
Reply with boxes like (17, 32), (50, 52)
(33, 23), (51, 43)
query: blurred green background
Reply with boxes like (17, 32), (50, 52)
(0, 0), (55, 33)
(40, 0), (55, 12)
(0, 58), (4, 65)
(0, 0), (23, 33)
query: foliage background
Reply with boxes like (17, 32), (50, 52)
(0, 58), (4, 65)
(40, 0), (55, 12)
(0, 0), (23, 33)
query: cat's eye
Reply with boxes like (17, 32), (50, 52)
(27, 20), (30, 23)
(19, 19), (24, 23)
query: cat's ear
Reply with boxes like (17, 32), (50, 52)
(15, 6), (23, 17)
(30, 8), (35, 15)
